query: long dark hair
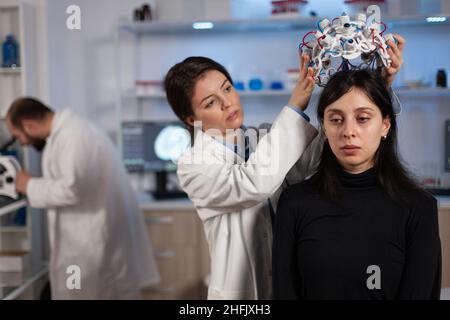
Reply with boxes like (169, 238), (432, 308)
(164, 56), (233, 134)
(315, 69), (425, 201)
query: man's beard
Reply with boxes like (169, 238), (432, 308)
(31, 139), (46, 152)
(26, 134), (46, 152)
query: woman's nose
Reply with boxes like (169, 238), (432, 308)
(221, 96), (232, 109)
(343, 120), (357, 138)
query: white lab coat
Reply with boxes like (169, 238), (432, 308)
(177, 106), (321, 299)
(26, 109), (160, 299)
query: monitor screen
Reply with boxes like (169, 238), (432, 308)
(122, 121), (191, 172)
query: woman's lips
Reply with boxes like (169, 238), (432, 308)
(227, 110), (239, 121)
(341, 145), (360, 156)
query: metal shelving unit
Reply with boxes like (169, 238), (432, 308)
(114, 13), (450, 155)
(122, 86), (450, 102)
(0, 199), (27, 218)
(0, 0), (47, 300)
(0, 67), (21, 75)
(117, 14), (450, 35)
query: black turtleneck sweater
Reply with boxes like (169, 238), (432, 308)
(273, 168), (441, 300)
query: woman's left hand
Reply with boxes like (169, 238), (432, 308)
(383, 34), (406, 87)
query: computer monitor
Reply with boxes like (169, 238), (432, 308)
(122, 121), (191, 199)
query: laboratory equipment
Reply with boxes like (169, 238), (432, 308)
(300, 12), (395, 85)
(437, 69), (447, 87)
(2, 34), (20, 68)
(271, 0), (308, 17)
(0, 156), (21, 200)
(135, 80), (163, 95)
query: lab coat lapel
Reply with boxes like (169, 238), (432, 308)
(42, 109), (71, 179)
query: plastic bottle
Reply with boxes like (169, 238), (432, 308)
(141, 4), (152, 21)
(2, 34), (19, 68)
(437, 69), (447, 88)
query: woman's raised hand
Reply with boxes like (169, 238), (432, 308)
(288, 52), (316, 112)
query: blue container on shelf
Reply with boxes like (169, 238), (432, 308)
(2, 34), (20, 68)
(248, 78), (263, 91)
(234, 81), (245, 91)
(270, 81), (284, 90)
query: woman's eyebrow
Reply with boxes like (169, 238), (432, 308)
(200, 80), (228, 104)
(220, 79), (229, 89)
(355, 107), (376, 112)
(200, 94), (214, 104)
(325, 108), (344, 114)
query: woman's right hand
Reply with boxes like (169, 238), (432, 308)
(288, 53), (315, 112)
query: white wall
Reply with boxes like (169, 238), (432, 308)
(41, 0), (450, 188)
(44, 0), (149, 130)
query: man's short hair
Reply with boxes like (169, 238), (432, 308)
(7, 97), (53, 128)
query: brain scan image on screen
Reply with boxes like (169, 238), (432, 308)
(154, 125), (190, 162)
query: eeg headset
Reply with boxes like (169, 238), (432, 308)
(300, 12), (396, 86)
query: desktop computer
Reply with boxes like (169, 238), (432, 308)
(122, 121), (191, 199)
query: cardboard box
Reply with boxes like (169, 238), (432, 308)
(0, 251), (30, 272)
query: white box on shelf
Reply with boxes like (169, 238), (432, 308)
(155, 0), (206, 22)
(0, 252), (30, 272)
(0, 271), (24, 287)
(381, 0), (421, 17)
(205, 0), (233, 20)
(343, 0), (388, 17)
(155, 0), (259, 22)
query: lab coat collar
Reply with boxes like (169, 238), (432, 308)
(48, 108), (73, 140)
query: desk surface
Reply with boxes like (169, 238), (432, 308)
(139, 193), (194, 211)
(140, 201), (194, 211)
(138, 195), (450, 211)
(437, 196), (450, 210)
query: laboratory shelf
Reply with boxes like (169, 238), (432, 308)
(122, 89), (295, 100)
(0, 67), (21, 75)
(122, 91), (166, 99)
(119, 17), (318, 34)
(395, 87), (450, 97)
(0, 226), (27, 232)
(239, 90), (292, 97)
(0, 199), (27, 218)
(2, 265), (48, 300)
(118, 14), (450, 35)
(123, 87), (450, 101)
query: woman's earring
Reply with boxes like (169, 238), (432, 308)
(382, 135), (387, 140)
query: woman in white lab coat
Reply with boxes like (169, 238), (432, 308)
(164, 37), (404, 300)
(7, 98), (160, 299)
(164, 55), (319, 299)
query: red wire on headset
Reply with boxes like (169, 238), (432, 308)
(301, 31), (317, 49)
(317, 35), (326, 49)
(376, 21), (387, 36)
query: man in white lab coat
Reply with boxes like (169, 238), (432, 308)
(5, 97), (160, 299)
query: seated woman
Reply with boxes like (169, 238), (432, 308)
(272, 69), (441, 300)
